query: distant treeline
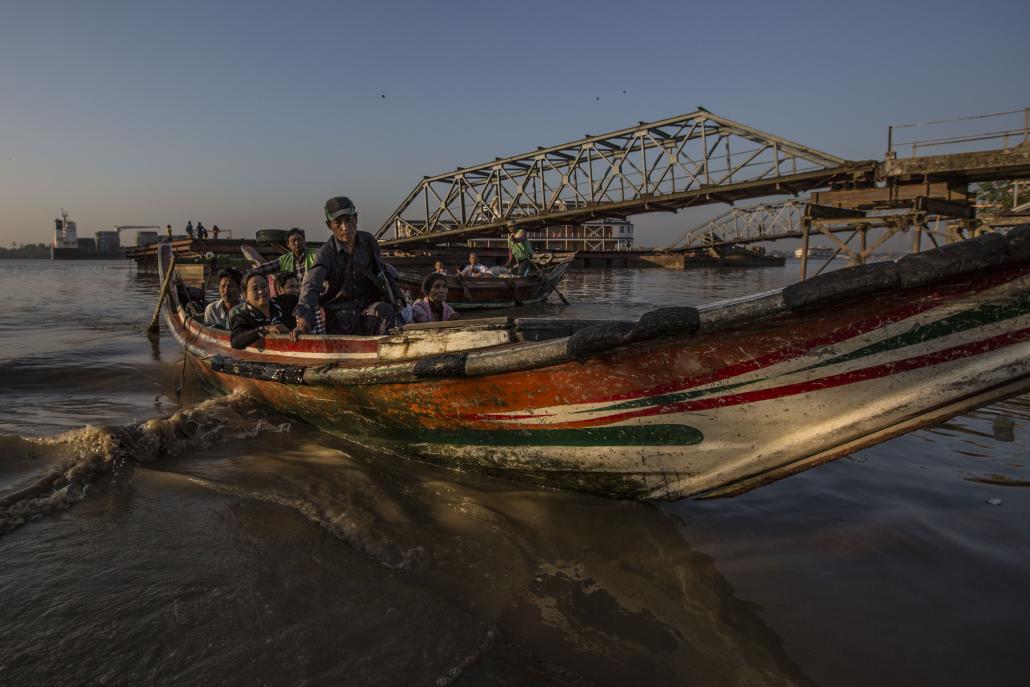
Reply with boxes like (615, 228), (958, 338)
(0, 243), (50, 259)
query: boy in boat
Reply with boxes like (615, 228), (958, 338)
(293, 196), (402, 337)
(250, 228), (319, 281)
(230, 272), (297, 349)
(411, 273), (459, 323)
(270, 270), (300, 315)
(433, 260), (448, 274)
(459, 252), (491, 277)
(203, 267), (243, 330)
(504, 223), (535, 276)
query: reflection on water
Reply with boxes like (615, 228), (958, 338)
(0, 259), (1028, 685)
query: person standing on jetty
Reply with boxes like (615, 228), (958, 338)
(292, 196), (401, 337)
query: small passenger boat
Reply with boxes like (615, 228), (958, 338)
(159, 228), (1030, 500)
(393, 253), (575, 309)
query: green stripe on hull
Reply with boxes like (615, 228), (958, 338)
(584, 292), (1030, 416)
(807, 292), (1030, 371)
(404, 423), (704, 447)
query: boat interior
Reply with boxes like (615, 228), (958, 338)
(171, 225), (1030, 366)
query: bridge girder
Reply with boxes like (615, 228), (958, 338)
(378, 109), (872, 248)
(666, 201), (809, 250)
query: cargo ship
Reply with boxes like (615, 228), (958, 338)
(51, 210), (156, 260)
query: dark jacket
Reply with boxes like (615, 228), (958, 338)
(271, 293), (299, 317)
(229, 301), (296, 349)
(295, 232), (398, 324)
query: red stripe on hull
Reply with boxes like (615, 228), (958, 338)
(547, 325), (1030, 429)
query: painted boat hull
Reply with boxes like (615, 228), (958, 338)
(159, 230), (1030, 500)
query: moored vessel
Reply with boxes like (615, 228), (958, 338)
(394, 253), (575, 309)
(50, 209), (131, 260)
(793, 245), (836, 260)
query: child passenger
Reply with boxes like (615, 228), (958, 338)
(411, 273), (459, 323)
(271, 270), (300, 316)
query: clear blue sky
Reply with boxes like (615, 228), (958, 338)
(1, 0), (1028, 247)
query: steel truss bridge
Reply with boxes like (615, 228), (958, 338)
(377, 109), (874, 247)
(377, 105), (1030, 278)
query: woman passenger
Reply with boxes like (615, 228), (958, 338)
(411, 273), (459, 323)
(230, 272), (297, 349)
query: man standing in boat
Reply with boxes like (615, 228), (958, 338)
(292, 196), (401, 337)
(250, 227), (319, 281)
(504, 222), (535, 276)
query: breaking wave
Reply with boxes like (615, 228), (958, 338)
(0, 391), (289, 536)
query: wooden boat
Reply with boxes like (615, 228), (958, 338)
(393, 253), (575, 309)
(158, 227), (1030, 500)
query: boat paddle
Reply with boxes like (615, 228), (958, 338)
(532, 259), (570, 305)
(240, 243), (265, 267)
(146, 253), (176, 335)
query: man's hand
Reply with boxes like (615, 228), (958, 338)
(291, 316), (311, 342)
(269, 323), (290, 335)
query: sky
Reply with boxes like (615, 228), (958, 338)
(1, 0), (1028, 249)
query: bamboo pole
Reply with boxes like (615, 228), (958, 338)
(146, 254), (176, 335)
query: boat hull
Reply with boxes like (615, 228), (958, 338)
(160, 232), (1030, 500)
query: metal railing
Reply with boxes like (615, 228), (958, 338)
(887, 107), (1030, 158)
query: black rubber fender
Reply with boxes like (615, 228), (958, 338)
(211, 356), (306, 384)
(624, 307), (700, 342)
(897, 231), (1009, 288)
(1005, 223), (1030, 263)
(566, 321), (635, 363)
(783, 261), (900, 313)
(413, 352), (468, 379)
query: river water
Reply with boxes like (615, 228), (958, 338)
(1, 259), (1027, 686)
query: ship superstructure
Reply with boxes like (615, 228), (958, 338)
(50, 210), (157, 260)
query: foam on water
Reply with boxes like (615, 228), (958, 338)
(0, 390), (288, 535)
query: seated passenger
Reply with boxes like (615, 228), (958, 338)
(230, 272), (297, 349)
(203, 268), (242, 329)
(433, 260), (448, 275)
(271, 270), (299, 316)
(411, 273), (459, 323)
(459, 252), (491, 277)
